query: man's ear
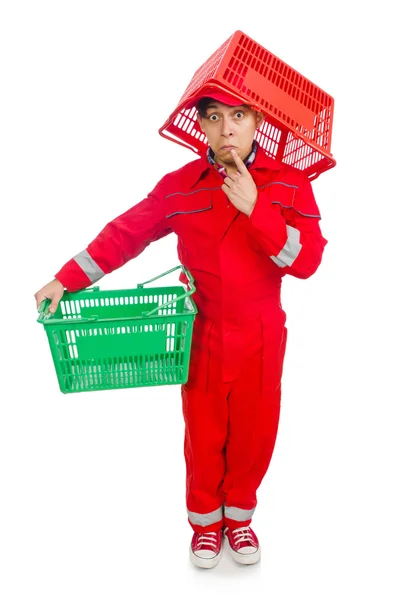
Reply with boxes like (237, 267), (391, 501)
(255, 110), (264, 128)
(196, 113), (204, 131)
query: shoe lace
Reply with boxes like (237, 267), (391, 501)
(197, 532), (218, 549)
(229, 526), (255, 544)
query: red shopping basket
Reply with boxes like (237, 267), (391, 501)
(159, 30), (336, 181)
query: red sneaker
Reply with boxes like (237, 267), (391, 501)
(189, 530), (223, 569)
(224, 526), (261, 565)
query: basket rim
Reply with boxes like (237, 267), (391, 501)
(37, 283), (198, 326)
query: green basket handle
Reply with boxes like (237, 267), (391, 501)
(137, 265), (196, 317)
(37, 298), (52, 321)
(37, 266), (196, 324)
(37, 296), (100, 325)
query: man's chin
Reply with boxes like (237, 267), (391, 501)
(216, 147), (238, 162)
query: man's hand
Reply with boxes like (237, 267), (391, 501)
(221, 149), (258, 216)
(34, 278), (65, 314)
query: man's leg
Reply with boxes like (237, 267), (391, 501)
(182, 382), (229, 533)
(223, 321), (288, 530)
(182, 319), (230, 533)
(182, 321), (232, 569)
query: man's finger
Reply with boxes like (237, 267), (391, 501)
(221, 183), (231, 196)
(35, 294), (46, 310)
(231, 149), (249, 175)
(35, 292), (60, 313)
(48, 300), (59, 314)
(227, 172), (239, 182)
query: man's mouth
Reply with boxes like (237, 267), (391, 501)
(220, 145), (236, 151)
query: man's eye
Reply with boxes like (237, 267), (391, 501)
(208, 114), (219, 122)
(235, 111), (244, 119)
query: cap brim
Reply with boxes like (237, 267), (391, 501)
(184, 88), (248, 110)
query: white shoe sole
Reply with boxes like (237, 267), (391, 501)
(189, 545), (222, 569)
(224, 535), (261, 565)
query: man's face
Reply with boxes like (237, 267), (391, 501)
(196, 101), (263, 172)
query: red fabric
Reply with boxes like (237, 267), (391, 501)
(55, 146), (327, 531)
(184, 88), (249, 109)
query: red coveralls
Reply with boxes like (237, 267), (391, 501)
(55, 145), (327, 533)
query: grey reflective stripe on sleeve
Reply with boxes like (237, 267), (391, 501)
(270, 225), (302, 268)
(73, 250), (105, 283)
(224, 506), (256, 521)
(187, 506), (223, 527)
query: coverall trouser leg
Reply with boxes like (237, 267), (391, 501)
(182, 317), (288, 533)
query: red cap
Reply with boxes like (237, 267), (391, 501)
(184, 88), (248, 109)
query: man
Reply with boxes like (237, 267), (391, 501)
(35, 90), (327, 569)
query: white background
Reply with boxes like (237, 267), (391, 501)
(1, 1), (396, 598)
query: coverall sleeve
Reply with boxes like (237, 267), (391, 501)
(246, 174), (328, 279)
(55, 178), (172, 291)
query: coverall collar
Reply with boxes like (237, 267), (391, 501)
(190, 144), (283, 189)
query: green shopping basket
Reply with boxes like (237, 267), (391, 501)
(37, 265), (198, 394)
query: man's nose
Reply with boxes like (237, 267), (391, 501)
(221, 117), (234, 137)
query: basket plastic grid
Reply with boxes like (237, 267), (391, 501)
(159, 30), (335, 180)
(38, 267), (198, 394)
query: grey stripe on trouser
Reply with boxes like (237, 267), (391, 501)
(270, 225), (302, 268)
(187, 506), (223, 527)
(73, 250), (105, 283)
(224, 506), (256, 521)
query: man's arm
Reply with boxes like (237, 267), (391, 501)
(35, 179), (172, 312)
(221, 150), (327, 280)
(245, 174), (328, 279)
(56, 182), (171, 291)
(36, 177), (172, 312)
